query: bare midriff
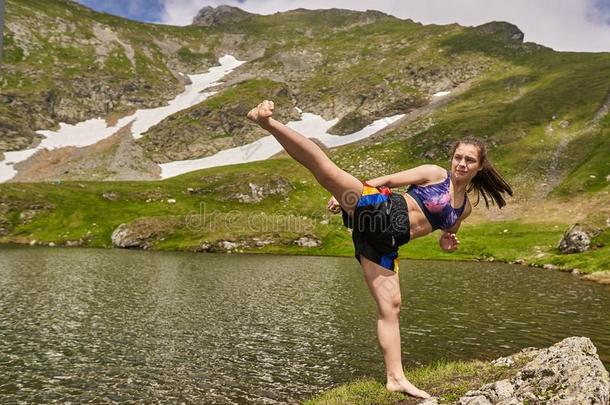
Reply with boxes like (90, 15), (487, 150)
(401, 193), (434, 240)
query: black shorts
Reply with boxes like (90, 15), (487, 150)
(341, 183), (410, 273)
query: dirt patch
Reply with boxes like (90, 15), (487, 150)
(104, 108), (137, 127)
(10, 124), (161, 182)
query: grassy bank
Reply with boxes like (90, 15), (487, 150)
(305, 355), (531, 404)
(0, 158), (608, 283)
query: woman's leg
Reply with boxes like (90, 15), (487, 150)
(248, 101), (363, 215)
(360, 255), (431, 398)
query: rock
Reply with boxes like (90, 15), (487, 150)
(221, 177), (294, 203)
(473, 21), (525, 42)
(191, 5), (254, 27)
(492, 357), (515, 368)
(19, 210), (37, 223)
(102, 191), (120, 201)
(29, 240), (36, 246)
(558, 224), (591, 254)
(251, 237), (274, 247)
(581, 271), (610, 285)
(195, 237), (277, 252)
(454, 337), (610, 405)
(543, 264), (559, 270)
(294, 235), (322, 247)
(559, 120), (570, 128)
(167, 198), (176, 204)
(111, 217), (180, 249)
(218, 240), (238, 250)
(48, 242), (55, 247)
(458, 395), (492, 405)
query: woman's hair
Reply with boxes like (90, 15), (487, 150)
(451, 137), (513, 208)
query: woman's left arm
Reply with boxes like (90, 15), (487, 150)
(439, 201), (472, 252)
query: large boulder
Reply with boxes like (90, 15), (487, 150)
(111, 217), (181, 249)
(558, 224), (591, 254)
(422, 337), (609, 405)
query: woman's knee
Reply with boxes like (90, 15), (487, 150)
(378, 294), (401, 319)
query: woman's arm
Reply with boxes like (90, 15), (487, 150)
(366, 164), (446, 188)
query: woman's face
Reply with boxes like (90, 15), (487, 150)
(451, 143), (482, 181)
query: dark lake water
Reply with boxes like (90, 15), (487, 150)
(0, 246), (608, 404)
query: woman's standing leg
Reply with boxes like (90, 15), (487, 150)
(360, 255), (431, 399)
(248, 100), (363, 215)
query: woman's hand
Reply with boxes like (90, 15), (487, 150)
(439, 232), (459, 252)
(247, 100), (274, 127)
(327, 196), (341, 214)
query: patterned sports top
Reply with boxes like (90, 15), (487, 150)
(406, 171), (467, 231)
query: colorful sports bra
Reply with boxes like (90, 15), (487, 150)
(406, 171), (468, 231)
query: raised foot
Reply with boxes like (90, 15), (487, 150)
(386, 379), (431, 399)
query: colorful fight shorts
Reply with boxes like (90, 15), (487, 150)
(341, 183), (410, 273)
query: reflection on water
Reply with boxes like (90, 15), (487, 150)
(0, 246), (608, 404)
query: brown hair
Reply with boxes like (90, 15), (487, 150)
(452, 138), (513, 208)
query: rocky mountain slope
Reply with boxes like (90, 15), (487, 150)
(4, 1), (530, 170)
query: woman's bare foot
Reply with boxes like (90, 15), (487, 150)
(386, 376), (431, 399)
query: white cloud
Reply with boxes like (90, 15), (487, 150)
(160, 0), (610, 52)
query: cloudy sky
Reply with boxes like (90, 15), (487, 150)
(76, 0), (610, 52)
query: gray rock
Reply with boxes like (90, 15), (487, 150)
(191, 5), (254, 27)
(218, 240), (238, 250)
(102, 191), (120, 201)
(111, 218), (179, 249)
(111, 223), (137, 248)
(558, 225), (591, 254)
(473, 21), (525, 42)
(458, 395), (492, 405)
(456, 337), (609, 405)
(221, 177), (294, 203)
(294, 235), (322, 247)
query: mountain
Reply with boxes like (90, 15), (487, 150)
(0, 2), (608, 273)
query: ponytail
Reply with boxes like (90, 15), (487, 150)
(452, 138), (513, 208)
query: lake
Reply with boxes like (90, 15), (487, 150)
(0, 246), (608, 404)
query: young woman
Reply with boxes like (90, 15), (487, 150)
(247, 100), (512, 399)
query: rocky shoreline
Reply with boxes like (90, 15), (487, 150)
(420, 337), (609, 405)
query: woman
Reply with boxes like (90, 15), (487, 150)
(247, 100), (512, 399)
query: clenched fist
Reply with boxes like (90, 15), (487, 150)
(327, 195), (341, 214)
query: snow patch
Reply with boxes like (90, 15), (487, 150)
(159, 112), (404, 179)
(0, 55), (245, 182)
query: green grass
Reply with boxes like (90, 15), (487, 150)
(1, 156), (607, 276)
(305, 355), (530, 404)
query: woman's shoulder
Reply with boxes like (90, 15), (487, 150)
(416, 164), (448, 184)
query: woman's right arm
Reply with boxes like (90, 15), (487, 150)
(366, 164), (446, 188)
